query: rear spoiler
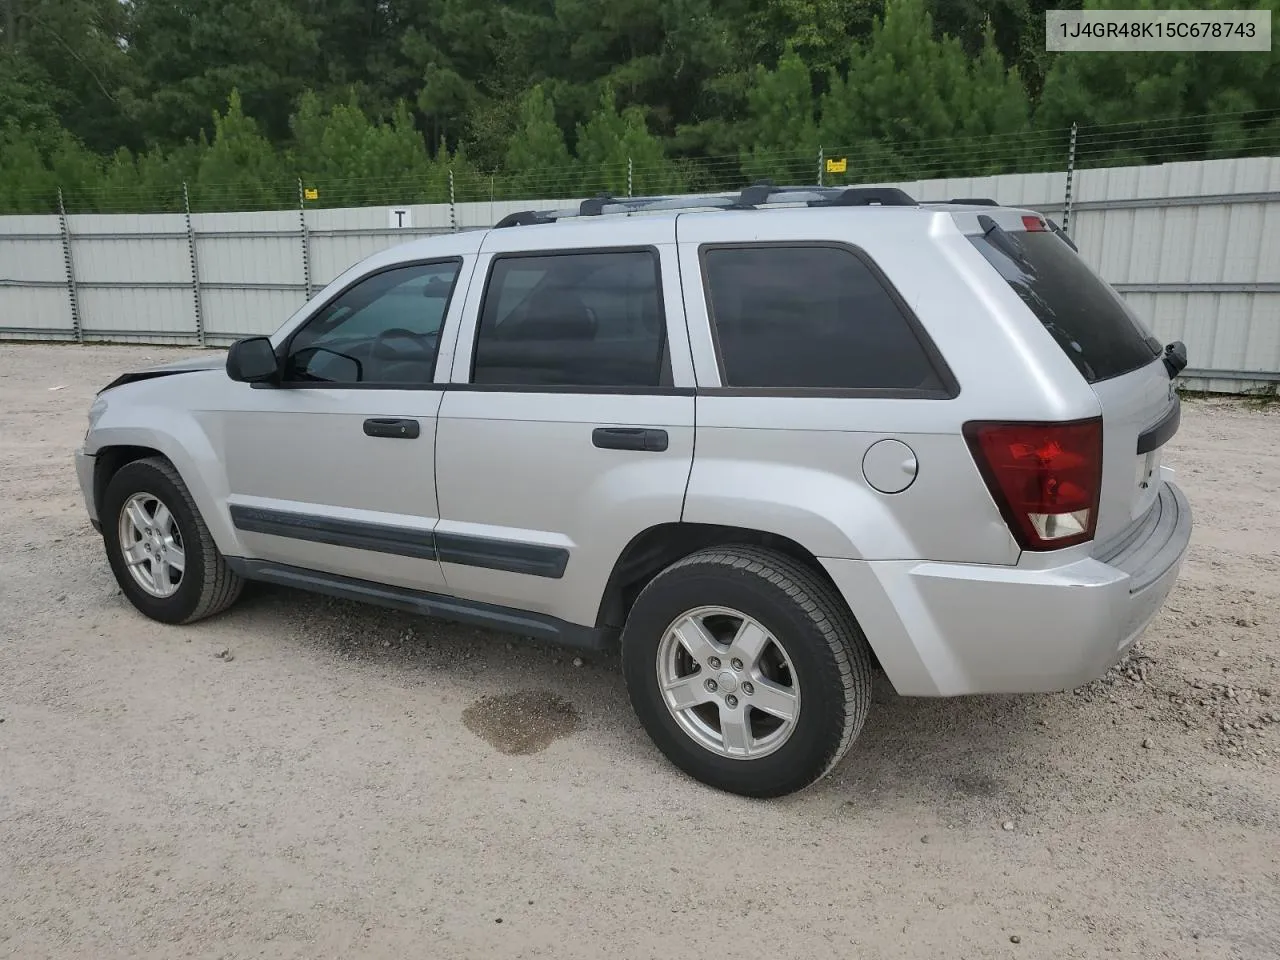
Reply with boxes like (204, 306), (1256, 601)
(949, 197), (1080, 253)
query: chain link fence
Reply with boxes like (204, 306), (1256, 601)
(2, 111), (1278, 216)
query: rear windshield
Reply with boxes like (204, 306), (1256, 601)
(969, 230), (1160, 383)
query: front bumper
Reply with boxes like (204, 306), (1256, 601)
(75, 447), (99, 531)
(822, 478), (1192, 696)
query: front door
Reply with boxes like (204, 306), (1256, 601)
(218, 256), (471, 592)
(433, 221), (697, 629)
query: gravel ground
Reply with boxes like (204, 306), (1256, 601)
(2, 343), (1279, 960)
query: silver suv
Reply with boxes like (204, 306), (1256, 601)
(75, 184), (1193, 797)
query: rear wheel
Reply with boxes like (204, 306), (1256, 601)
(101, 457), (243, 624)
(621, 546), (873, 797)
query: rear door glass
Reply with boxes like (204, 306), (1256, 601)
(969, 231), (1159, 383)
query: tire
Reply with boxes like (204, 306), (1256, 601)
(620, 546), (873, 798)
(101, 456), (244, 625)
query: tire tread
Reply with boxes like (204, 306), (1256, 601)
(133, 457), (243, 623)
(631, 545), (874, 793)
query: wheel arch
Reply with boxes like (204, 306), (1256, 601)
(89, 423), (243, 557)
(596, 522), (847, 631)
(94, 445), (165, 520)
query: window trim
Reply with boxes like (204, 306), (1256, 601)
(464, 244), (675, 393)
(696, 240), (961, 399)
(272, 256), (465, 390)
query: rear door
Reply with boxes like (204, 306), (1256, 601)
(432, 218), (697, 629)
(963, 210), (1176, 544)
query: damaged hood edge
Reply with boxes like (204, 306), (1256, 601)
(98, 351), (227, 394)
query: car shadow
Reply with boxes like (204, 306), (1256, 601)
(228, 583), (1084, 813)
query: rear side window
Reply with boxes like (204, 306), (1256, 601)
(969, 230), (1159, 383)
(472, 250), (669, 388)
(700, 244), (953, 395)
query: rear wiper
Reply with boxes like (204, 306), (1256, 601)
(1162, 340), (1188, 379)
(978, 214), (1027, 264)
(1045, 217), (1079, 252)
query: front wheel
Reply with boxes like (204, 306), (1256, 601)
(620, 546), (873, 798)
(101, 457), (243, 624)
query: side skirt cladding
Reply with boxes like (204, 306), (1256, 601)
(229, 504), (569, 578)
(224, 558), (615, 653)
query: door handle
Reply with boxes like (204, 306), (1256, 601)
(592, 427), (669, 452)
(363, 418), (420, 439)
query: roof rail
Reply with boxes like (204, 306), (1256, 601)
(493, 181), (918, 227)
(943, 197), (1001, 206)
(493, 210), (554, 228)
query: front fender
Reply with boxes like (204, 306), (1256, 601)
(87, 409), (244, 558)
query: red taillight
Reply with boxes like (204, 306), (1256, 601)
(963, 418), (1103, 551)
(1021, 215), (1047, 232)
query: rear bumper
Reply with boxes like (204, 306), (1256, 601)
(822, 478), (1192, 696)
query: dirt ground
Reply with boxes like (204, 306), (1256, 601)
(2, 343), (1278, 960)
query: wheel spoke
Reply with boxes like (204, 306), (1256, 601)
(719, 706), (752, 756)
(123, 541), (149, 567)
(152, 502), (174, 536)
(729, 619), (770, 668)
(165, 544), (186, 574)
(656, 605), (804, 762)
(670, 615), (722, 663)
(663, 674), (713, 711)
(124, 499), (151, 536)
(152, 557), (170, 590)
(749, 678), (798, 722)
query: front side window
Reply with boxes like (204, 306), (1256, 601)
(701, 244), (952, 395)
(284, 259), (461, 385)
(471, 250), (669, 388)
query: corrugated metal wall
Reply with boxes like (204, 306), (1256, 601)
(1, 160), (1276, 393)
(0, 215), (73, 339)
(872, 157), (1280, 393)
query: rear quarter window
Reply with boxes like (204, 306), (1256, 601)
(969, 230), (1160, 383)
(700, 243), (956, 396)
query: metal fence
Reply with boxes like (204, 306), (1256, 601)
(2, 157), (1278, 394)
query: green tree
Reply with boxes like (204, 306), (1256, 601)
(502, 84), (579, 197)
(0, 124), (61, 212)
(124, 0), (320, 146)
(1036, 0), (1280, 165)
(193, 90), (291, 211)
(819, 0), (1031, 180)
(576, 85), (683, 195)
(291, 92), (443, 205)
(738, 44), (820, 185)
(0, 0), (135, 153)
(925, 0), (1063, 99)
(3, 0), (1279, 215)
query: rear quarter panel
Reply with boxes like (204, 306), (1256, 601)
(675, 209), (1103, 564)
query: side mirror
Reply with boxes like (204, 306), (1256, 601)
(292, 346), (363, 383)
(226, 336), (279, 384)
